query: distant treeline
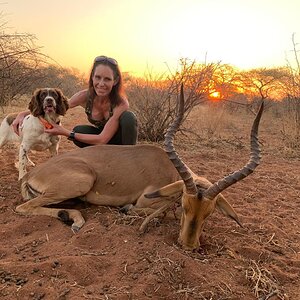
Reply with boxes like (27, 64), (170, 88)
(0, 29), (299, 145)
(0, 31), (87, 106)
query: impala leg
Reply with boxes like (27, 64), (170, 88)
(16, 195), (86, 231)
(122, 190), (181, 216)
(120, 204), (157, 216)
(18, 171), (96, 231)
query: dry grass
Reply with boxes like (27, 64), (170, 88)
(1, 100), (299, 158)
(143, 251), (232, 300)
(184, 102), (300, 159)
(0, 98), (299, 299)
(245, 260), (285, 300)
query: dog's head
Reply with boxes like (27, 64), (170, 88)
(28, 88), (69, 117)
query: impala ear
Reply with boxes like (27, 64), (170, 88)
(216, 194), (243, 227)
(144, 180), (184, 199)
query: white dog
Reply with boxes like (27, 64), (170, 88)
(0, 88), (69, 179)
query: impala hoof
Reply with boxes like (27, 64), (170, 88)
(119, 204), (133, 214)
(71, 225), (81, 233)
(58, 210), (73, 226)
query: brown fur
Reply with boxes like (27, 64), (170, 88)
(0, 88), (69, 180)
(16, 87), (262, 251)
(17, 145), (181, 231)
(5, 113), (18, 126)
(28, 88), (69, 117)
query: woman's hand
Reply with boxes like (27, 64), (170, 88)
(12, 111), (30, 135)
(44, 122), (71, 137)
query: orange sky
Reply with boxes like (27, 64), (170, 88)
(3, 0), (300, 78)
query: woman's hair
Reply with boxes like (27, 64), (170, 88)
(88, 56), (126, 106)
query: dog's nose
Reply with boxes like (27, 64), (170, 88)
(46, 97), (54, 104)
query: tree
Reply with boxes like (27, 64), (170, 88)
(239, 68), (287, 101)
(29, 66), (86, 98)
(282, 33), (300, 146)
(0, 31), (51, 107)
(127, 58), (219, 142)
(0, 13), (86, 108)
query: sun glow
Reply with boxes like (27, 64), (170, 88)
(4, 0), (300, 78)
(210, 91), (221, 100)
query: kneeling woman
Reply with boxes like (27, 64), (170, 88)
(46, 56), (137, 147)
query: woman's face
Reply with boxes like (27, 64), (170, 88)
(92, 64), (117, 97)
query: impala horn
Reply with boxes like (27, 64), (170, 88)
(164, 84), (197, 195)
(204, 101), (264, 200)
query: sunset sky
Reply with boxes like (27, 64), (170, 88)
(3, 0), (300, 78)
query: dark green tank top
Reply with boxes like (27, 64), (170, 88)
(85, 96), (114, 128)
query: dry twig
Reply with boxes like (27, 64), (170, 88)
(245, 260), (285, 300)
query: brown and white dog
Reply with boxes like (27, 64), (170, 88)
(0, 88), (69, 180)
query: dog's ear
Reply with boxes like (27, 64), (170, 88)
(28, 89), (44, 117)
(55, 88), (69, 116)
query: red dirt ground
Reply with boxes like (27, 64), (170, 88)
(0, 106), (299, 299)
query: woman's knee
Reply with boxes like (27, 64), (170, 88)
(73, 125), (101, 135)
(119, 111), (137, 128)
(119, 111), (138, 145)
(72, 125), (101, 148)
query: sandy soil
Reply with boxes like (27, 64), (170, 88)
(0, 106), (299, 300)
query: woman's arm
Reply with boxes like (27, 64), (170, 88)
(11, 89), (88, 135)
(68, 89), (88, 108)
(12, 110), (30, 135)
(92, 99), (129, 143)
(45, 98), (129, 145)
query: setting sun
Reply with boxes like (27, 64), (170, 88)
(210, 91), (221, 100)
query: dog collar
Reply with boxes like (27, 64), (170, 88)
(38, 117), (53, 129)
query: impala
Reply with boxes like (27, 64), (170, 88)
(17, 85), (263, 250)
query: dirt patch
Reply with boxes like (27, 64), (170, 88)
(0, 106), (299, 299)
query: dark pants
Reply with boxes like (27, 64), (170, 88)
(72, 111), (138, 148)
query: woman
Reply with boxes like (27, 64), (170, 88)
(12, 56), (138, 147)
